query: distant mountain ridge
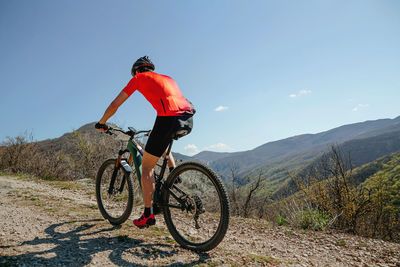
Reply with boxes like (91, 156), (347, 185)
(191, 151), (236, 164)
(174, 116), (400, 197)
(182, 117), (400, 177)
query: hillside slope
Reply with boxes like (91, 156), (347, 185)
(273, 129), (400, 199)
(37, 122), (124, 154)
(357, 151), (400, 204)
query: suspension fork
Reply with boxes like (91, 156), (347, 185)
(117, 154), (133, 192)
(108, 152), (123, 194)
(109, 149), (133, 194)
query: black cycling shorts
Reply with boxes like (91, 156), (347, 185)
(145, 114), (193, 157)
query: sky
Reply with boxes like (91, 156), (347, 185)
(1, 0), (399, 156)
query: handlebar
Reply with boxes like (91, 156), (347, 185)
(103, 125), (150, 138)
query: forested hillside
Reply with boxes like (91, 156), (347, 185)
(359, 151), (400, 206)
(273, 128), (400, 199)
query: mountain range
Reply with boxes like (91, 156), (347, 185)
(175, 116), (400, 196)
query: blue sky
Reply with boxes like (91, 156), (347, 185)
(1, 0), (399, 156)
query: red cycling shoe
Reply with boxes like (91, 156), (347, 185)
(133, 213), (156, 228)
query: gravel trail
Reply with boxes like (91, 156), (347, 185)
(1, 175), (399, 266)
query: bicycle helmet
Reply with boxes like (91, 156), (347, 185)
(131, 56), (155, 76)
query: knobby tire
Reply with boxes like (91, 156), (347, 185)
(162, 161), (230, 252)
(96, 159), (134, 225)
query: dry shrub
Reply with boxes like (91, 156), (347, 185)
(0, 133), (69, 179)
(228, 163), (263, 218)
(67, 130), (119, 180)
(258, 194), (331, 230)
(359, 175), (400, 240)
(0, 129), (121, 181)
(292, 146), (399, 240)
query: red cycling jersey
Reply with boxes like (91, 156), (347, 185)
(122, 72), (194, 116)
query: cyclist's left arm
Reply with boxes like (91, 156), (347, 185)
(98, 91), (129, 126)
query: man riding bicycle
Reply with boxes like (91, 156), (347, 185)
(95, 56), (195, 228)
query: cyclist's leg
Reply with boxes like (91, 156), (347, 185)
(165, 151), (182, 183)
(133, 151), (159, 228)
(162, 150), (176, 169)
(146, 116), (177, 172)
(141, 151), (159, 208)
(134, 116), (176, 227)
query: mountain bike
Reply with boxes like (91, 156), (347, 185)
(95, 126), (230, 251)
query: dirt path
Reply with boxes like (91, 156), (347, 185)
(1, 175), (399, 266)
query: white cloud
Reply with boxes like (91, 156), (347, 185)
(289, 89), (312, 98)
(184, 144), (200, 156)
(299, 89), (312, 95)
(204, 143), (234, 152)
(215, 105), (229, 112)
(352, 104), (369, 112)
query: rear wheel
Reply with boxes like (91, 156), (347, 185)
(95, 159), (134, 225)
(162, 161), (230, 251)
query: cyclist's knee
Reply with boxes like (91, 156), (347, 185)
(142, 165), (154, 176)
(141, 151), (159, 180)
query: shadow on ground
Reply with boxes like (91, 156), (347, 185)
(0, 219), (210, 266)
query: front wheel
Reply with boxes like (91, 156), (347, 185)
(95, 159), (134, 225)
(162, 161), (230, 251)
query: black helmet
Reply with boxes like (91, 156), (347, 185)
(131, 56), (155, 76)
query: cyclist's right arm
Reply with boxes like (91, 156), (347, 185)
(97, 91), (129, 131)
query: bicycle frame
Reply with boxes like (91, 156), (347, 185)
(104, 127), (213, 229)
(115, 135), (174, 197)
(126, 138), (144, 179)
(106, 127), (189, 211)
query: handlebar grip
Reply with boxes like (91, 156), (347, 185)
(95, 122), (109, 130)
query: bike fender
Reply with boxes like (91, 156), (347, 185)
(120, 160), (133, 173)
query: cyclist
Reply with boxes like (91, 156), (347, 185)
(95, 56), (195, 228)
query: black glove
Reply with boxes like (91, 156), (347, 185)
(95, 122), (109, 130)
